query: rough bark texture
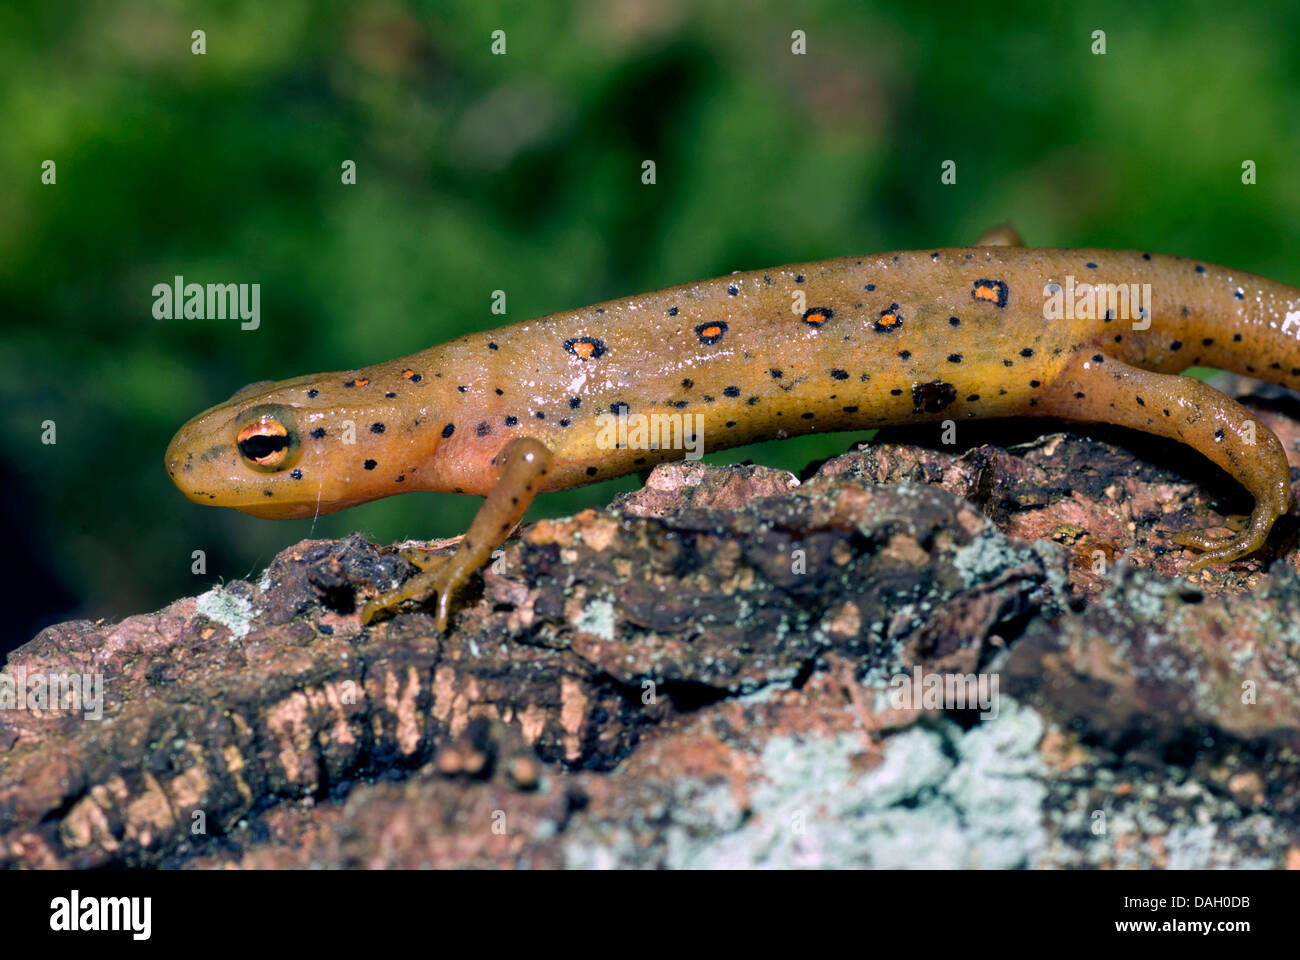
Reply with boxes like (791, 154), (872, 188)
(4, 388), (1300, 869)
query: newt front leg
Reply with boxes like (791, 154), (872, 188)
(361, 437), (554, 630)
(1037, 349), (1295, 569)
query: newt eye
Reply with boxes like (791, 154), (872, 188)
(235, 404), (300, 472)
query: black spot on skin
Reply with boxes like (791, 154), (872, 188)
(890, 389), (902, 396)
(725, 421), (737, 428)
(912, 380), (957, 414)
(409, 373), (423, 382)
(1142, 253), (1151, 260)
(458, 385), (468, 393)
(723, 386), (741, 398)
(306, 389), (318, 398)
(1136, 396), (1145, 406)
(290, 468), (303, 480)
(370, 423), (385, 433)
(1195, 265), (1206, 274)
(801, 412), (815, 419)
(1114, 335), (1123, 342)
(1272, 362), (1283, 370)
(1075, 392), (1085, 399)
(695, 321), (728, 344)
(310, 428), (326, 439)
(843, 405), (859, 413)
(1292, 369), (1300, 377)
(702, 395), (715, 403)
(747, 396), (760, 405)
(770, 369), (783, 379)
(668, 307), (678, 316)
(671, 400), (688, 409)
(634, 458), (647, 465)
(441, 423), (455, 438)
(947, 354), (962, 363)
(966, 394), (980, 402)
(505, 415), (518, 426)
(488, 342), (499, 350)
(1092, 355), (1105, 363)
(1203, 338), (1215, 346)
(396, 475), (405, 483)
(1234, 289), (1244, 300)
(1029, 380), (1041, 388)
(364, 459), (377, 470)
(263, 489), (273, 497)
(949, 316), (960, 326)
(495, 388), (504, 395)
(1247, 365), (1256, 373)
(1233, 333), (1243, 342)
(830, 369), (849, 380)
(1214, 429), (1225, 441)
(898, 350), (911, 359)
(476, 421), (491, 437)
(1086, 262), (1097, 269)
(610, 401), (630, 415)
(680, 380), (693, 390)
(535, 411), (545, 419)
(727, 284), (739, 296)
(560, 418), (572, 426)
(586, 467), (598, 476)
(795, 274), (805, 283)
(1020, 347), (1034, 357)
(1163, 409), (1170, 416)
(385, 391), (397, 398)
(971, 279), (1009, 308)
(865, 283), (876, 291)
(1170, 340), (1182, 351)
(563, 336), (607, 359)
(566, 397), (581, 410)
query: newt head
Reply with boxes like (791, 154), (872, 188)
(164, 373), (441, 518)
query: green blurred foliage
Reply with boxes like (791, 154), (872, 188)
(3, 0), (1300, 642)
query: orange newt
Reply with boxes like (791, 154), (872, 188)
(166, 226), (1300, 629)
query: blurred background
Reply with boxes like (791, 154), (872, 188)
(4, 0), (1300, 650)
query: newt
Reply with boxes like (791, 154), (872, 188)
(166, 225), (1300, 629)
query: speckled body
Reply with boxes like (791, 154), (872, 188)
(166, 244), (1300, 619)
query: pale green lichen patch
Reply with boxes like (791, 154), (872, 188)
(196, 586), (254, 639)
(574, 597), (616, 641)
(953, 529), (1037, 586)
(676, 700), (1046, 868)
